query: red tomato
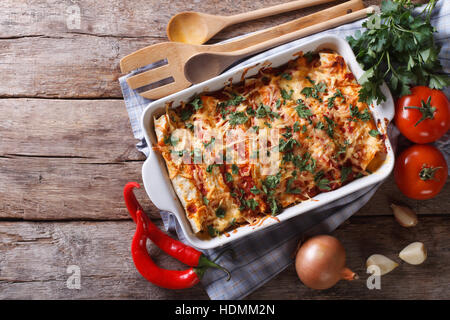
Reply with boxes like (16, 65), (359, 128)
(395, 86), (449, 144)
(394, 144), (448, 200)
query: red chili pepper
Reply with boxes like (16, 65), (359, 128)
(124, 182), (230, 289)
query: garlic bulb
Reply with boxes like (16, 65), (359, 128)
(399, 242), (427, 265)
(366, 254), (399, 276)
(390, 204), (418, 227)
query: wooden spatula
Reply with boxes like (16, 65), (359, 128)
(120, 0), (366, 100)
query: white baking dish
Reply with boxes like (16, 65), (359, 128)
(140, 35), (395, 250)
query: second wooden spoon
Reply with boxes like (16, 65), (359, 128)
(167, 0), (337, 45)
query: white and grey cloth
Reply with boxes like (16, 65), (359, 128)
(119, 1), (449, 300)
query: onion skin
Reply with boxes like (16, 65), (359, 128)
(295, 235), (357, 290)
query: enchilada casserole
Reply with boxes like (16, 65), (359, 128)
(153, 50), (387, 237)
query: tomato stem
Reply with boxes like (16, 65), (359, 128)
(404, 96), (436, 127)
(419, 164), (442, 181)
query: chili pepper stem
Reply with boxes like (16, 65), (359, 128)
(198, 255), (231, 281)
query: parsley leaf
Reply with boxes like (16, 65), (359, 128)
(215, 207), (226, 218)
(164, 134), (178, 146)
(281, 73), (292, 80)
(281, 88), (294, 100)
(349, 104), (371, 122)
(327, 89), (345, 109)
(341, 166), (352, 183)
(295, 99), (313, 119)
(314, 171), (331, 191)
(180, 108), (193, 121)
(369, 129), (380, 137)
(191, 97), (203, 110)
(228, 111), (248, 126)
(207, 225), (219, 237)
(301, 81), (327, 102)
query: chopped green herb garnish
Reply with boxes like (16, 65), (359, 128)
(164, 134), (178, 146)
(301, 125), (307, 133)
(350, 104), (371, 122)
(231, 164), (239, 175)
(191, 97), (203, 110)
(203, 196), (209, 205)
(324, 115), (336, 138)
(316, 121), (325, 130)
(281, 88), (294, 100)
(206, 164), (218, 173)
(215, 207), (226, 218)
(279, 138), (298, 153)
(269, 197), (280, 216)
(229, 111), (248, 126)
(263, 173), (281, 190)
(301, 81), (327, 102)
(295, 99), (313, 119)
(303, 51), (317, 63)
(281, 73), (292, 80)
(341, 166), (352, 183)
(275, 99), (281, 109)
(327, 89), (346, 109)
(185, 123), (194, 131)
(207, 225), (219, 237)
(246, 107), (256, 117)
(369, 129), (380, 137)
(245, 198), (259, 211)
(250, 186), (260, 194)
(180, 108), (193, 121)
(286, 177), (301, 194)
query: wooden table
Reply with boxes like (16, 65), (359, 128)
(1, 0), (448, 300)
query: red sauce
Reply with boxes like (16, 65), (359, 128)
(187, 203), (197, 214)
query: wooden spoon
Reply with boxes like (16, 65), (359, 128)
(167, 0), (337, 45)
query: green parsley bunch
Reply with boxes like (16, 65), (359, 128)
(347, 0), (449, 104)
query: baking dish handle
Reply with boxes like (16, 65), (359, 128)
(142, 152), (177, 213)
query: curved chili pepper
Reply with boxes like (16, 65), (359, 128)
(124, 182), (231, 289)
(132, 210), (204, 289)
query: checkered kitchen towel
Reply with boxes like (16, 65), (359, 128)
(119, 1), (449, 300)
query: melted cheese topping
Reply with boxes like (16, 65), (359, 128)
(154, 51), (387, 237)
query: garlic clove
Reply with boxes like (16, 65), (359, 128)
(399, 242), (427, 265)
(390, 204), (418, 228)
(366, 254), (399, 276)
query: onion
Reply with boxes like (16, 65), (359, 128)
(295, 235), (357, 290)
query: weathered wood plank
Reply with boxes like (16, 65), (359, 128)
(0, 220), (208, 299)
(0, 36), (154, 98)
(0, 99), (144, 161)
(0, 157), (158, 220)
(0, 216), (447, 299)
(1, 0), (377, 39)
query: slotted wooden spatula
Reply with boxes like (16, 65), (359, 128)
(120, 0), (366, 100)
